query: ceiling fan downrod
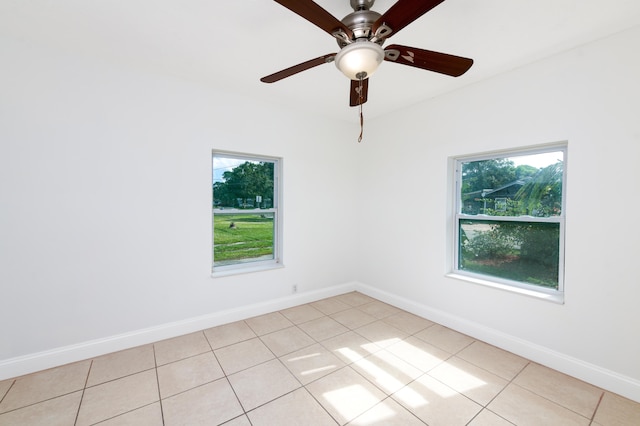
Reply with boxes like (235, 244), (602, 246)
(336, 0), (391, 47)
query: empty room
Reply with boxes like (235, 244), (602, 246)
(1, 0), (639, 424)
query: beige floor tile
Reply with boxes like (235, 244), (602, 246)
(0, 360), (90, 413)
(311, 297), (351, 315)
(513, 363), (602, 418)
(76, 369), (158, 426)
(214, 337), (274, 375)
(386, 336), (450, 372)
(392, 374), (482, 426)
(245, 312), (293, 336)
(298, 316), (349, 342)
(321, 331), (381, 364)
(306, 366), (387, 424)
(153, 332), (211, 366)
(357, 301), (401, 319)
(335, 292), (376, 306)
(355, 321), (408, 348)
(381, 311), (435, 335)
(203, 320), (256, 350)
(467, 409), (514, 425)
(332, 308), (377, 330)
(0, 380), (12, 401)
(223, 415), (252, 425)
(228, 359), (301, 411)
(415, 324), (475, 354)
(96, 402), (163, 426)
(457, 341), (528, 381)
(247, 388), (337, 426)
(87, 344), (155, 387)
(260, 326), (315, 357)
(3, 295), (628, 426)
(162, 378), (243, 426)
(281, 343), (346, 385)
(488, 383), (590, 426)
(349, 397), (426, 426)
(428, 356), (508, 406)
(280, 304), (325, 324)
(0, 391), (82, 426)
(157, 351), (224, 398)
(593, 391), (640, 425)
(351, 350), (422, 395)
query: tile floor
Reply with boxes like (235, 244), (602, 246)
(1, 292), (639, 425)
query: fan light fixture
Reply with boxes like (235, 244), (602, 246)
(334, 41), (385, 80)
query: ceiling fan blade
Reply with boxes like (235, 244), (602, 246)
(272, 0), (353, 39)
(349, 79), (369, 107)
(260, 53), (336, 83)
(373, 0), (445, 38)
(384, 44), (473, 77)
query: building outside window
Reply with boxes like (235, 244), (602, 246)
(212, 151), (282, 275)
(452, 144), (566, 300)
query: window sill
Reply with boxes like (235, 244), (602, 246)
(211, 262), (284, 278)
(446, 273), (564, 304)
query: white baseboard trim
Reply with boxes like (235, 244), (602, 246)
(354, 282), (640, 403)
(3, 280), (638, 404)
(0, 282), (357, 381)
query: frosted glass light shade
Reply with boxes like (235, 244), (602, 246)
(334, 41), (384, 80)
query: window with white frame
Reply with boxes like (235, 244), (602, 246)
(452, 144), (566, 299)
(212, 151), (282, 275)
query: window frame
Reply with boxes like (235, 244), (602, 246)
(449, 143), (567, 303)
(211, 150), (283, 277)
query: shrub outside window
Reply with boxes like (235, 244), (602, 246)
(212, 151), (282, 275)
(453, 145), (566, 299)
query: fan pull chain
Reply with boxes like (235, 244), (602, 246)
(358, 75), (364, 143)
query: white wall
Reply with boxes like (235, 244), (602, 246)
(356, 25), (640, 399)
(0, 37), (359, 370)
(2, 24), (639, 401)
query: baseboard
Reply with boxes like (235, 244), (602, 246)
(354, 282), (640, 403)
(0, 282), (358, 381)
(4, 281), (638, 404)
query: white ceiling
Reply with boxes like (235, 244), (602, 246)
(2, 0), (639, 122)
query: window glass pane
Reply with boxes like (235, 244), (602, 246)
(460, 151), (563, 217)
(213, 158), (274, 209)
(212, 154), (277, 270)
(459, 219), (559, 289)
(213, 213), (274, 266)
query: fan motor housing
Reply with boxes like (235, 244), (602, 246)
(339, 9), (382, 47)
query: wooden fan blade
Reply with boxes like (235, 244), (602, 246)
(384, 44), (473, 77)
(273, 0), (352, 39)
(260, 53), (336, 83)
(349, 79), (369, 107)
(373, 0), (445, 38)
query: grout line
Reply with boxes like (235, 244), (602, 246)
(482, 360), (531, 409)
(151, 345), (165, 426)
(508, 363), (603, 421)
(589, 391), (605, 425)
(73, 359), (92, 426)
(302, 385), (342, 425)
(0, 379), (16, 407)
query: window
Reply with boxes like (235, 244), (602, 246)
(212, 151), (282, 275)
(451, 144), (566, 300)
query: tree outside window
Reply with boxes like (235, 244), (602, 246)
(212, 152), (281, 274)
(454, 146), (566, 295)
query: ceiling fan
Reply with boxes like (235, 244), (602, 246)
(260, 0), (474, 109)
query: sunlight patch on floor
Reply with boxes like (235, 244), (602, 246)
(300, 365), (338, 376)
(431, 362), (487, 393)
(323, 384), (382, 421)
(349, 401), (396, 425)
(287, 352), (322, 362)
